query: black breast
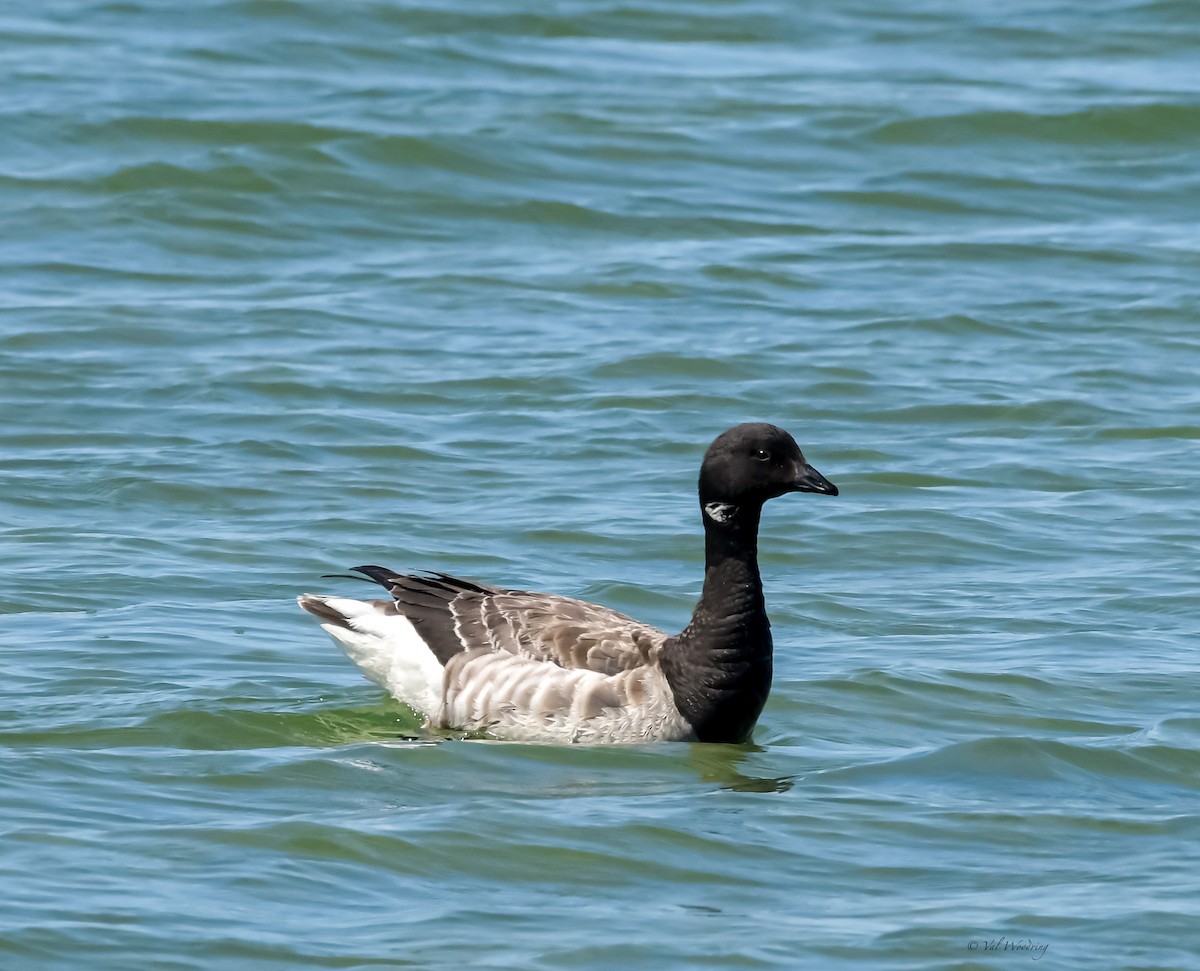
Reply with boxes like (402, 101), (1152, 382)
(660, 630), (774, 743)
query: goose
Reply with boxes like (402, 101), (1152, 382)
(298, 422), (837, 744)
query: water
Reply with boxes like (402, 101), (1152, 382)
(3, 1), (1199, 968)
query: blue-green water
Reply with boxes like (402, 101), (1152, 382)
(3, 1), (1199, 968)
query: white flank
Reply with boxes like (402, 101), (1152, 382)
(297, 595), (444, 718)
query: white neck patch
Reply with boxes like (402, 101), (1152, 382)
(703, 502), (739, 524)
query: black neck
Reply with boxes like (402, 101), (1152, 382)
(661, 501), (774, 743)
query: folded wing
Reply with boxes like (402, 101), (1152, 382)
(354, 567), (668, 675)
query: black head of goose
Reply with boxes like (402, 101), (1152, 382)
(298, 422), (837, 744)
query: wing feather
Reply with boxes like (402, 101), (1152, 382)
(360, 569), (668, 676)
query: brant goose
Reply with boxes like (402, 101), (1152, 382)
(298, 423), (837, 743)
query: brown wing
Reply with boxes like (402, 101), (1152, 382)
(461, 587), (667, 674)
(349, 567), (667, 676)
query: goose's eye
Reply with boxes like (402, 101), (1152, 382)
(752, 448), (771, 462)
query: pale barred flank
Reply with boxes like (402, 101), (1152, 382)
(437, 650), (690, 743)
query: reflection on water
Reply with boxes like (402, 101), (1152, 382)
(687, 742), (795, 794)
